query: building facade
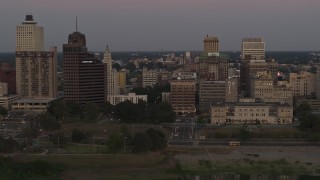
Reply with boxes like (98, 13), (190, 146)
(170, 79), (196, 115)
(16, 15), (57, 99)
(203, 35), (219, 57)
(63, 31), (105, 105)
(107, 93), (147, 106)
(241, 37), (265, 60)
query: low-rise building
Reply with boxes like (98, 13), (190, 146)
(210, 100), (293, 125)
(107, 93), (147, 105)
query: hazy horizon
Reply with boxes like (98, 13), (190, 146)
(1, 0), (319, 52)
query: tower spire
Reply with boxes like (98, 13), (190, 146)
(76, 16), (78, 31)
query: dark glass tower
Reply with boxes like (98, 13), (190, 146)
(63, 31), (106, 105)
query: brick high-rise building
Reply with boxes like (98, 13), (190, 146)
(170, 79), (196, 115)
(0, 63), (16, 95)
(63, 30), (105, 105)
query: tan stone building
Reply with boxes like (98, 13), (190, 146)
(203, 35), (219, 57)
(251, 71), (292, 104)
(142, 67), (157, 88)
(241, 37), (265, 60)
(16, 15), (57, 99)
(210, 100), (293, 125)
(289, 71), (316, 96)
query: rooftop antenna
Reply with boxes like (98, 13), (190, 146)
(76, 16), (78, 31)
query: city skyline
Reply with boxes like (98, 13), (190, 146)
(1, 0), (320, 52)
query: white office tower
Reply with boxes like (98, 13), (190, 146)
(15, 15), (57, 99)
(103, 46), (119, 96)
(241, 38), (265, 60)
(16, 15), (44, 51)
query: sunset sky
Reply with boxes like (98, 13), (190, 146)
(1, 0), (319, 52)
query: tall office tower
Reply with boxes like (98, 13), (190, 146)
(16, 15), (57, 99)
(170, 79), (196, 115)
(16, 15), (44, 51)
(203, 35), (219, 57)
(241, 38), (265, 60)
(63, 30), (105, 105)
(103, 46), (120, 97)
(240, 59), (268, 97)
(0, 63), (16, 95)
(199, 56), (228, 81)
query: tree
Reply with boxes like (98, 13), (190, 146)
(83, 103), (100, 122)
(126, 62), (136, 73)
(107, 133), (124, 153)
(112, 63), (122, 71)
(132, 132), (152, 153)
(146, 128), (166, 150)
(71, 129), (90, 143)
(239, 128), (251, 141)
(99, 102), (114, 116)
(0, 105), (8, 116)
(34, 113), (61, 131)
(149, 102), (175, 124)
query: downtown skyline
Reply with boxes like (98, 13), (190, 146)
(1, 0), (320, 52)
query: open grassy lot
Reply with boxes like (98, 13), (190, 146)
(14, 152), (176, 180)
(12, 145), (320, 179)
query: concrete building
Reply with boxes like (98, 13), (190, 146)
(199, 81), (225, 113)
(0, 95), (20, 110)
(225, 77), (239, 103)
(11, 98), (55, 114)
(199, 56), (228, 81)
(203, 35), (219, 57)
(0, 83), (8, 97)
(16, 15), (57, 99)
(170, 79), (196, 115)
(240, 59), (268, 97)
(107, 93), (147, 106)
(289, 71), (316, 96)
(250, 71), (292, 104)
(162, 92), (171, 103)
(210, 100), (293, 125)
(63, 30), (105, 105)
(241, 38), (265, 60)
(142, 67), (157, 87)
(16, 48), (58, 99)
(16, 15), (44, 51)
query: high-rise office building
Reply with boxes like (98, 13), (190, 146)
(203, 35), (219, 57)
(15, 15), (57, 99)
(103, 46), (119, 96)
(16, 15), (44, 51)
(63, 30), (105, 104)
(241, 38), (265, 60)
